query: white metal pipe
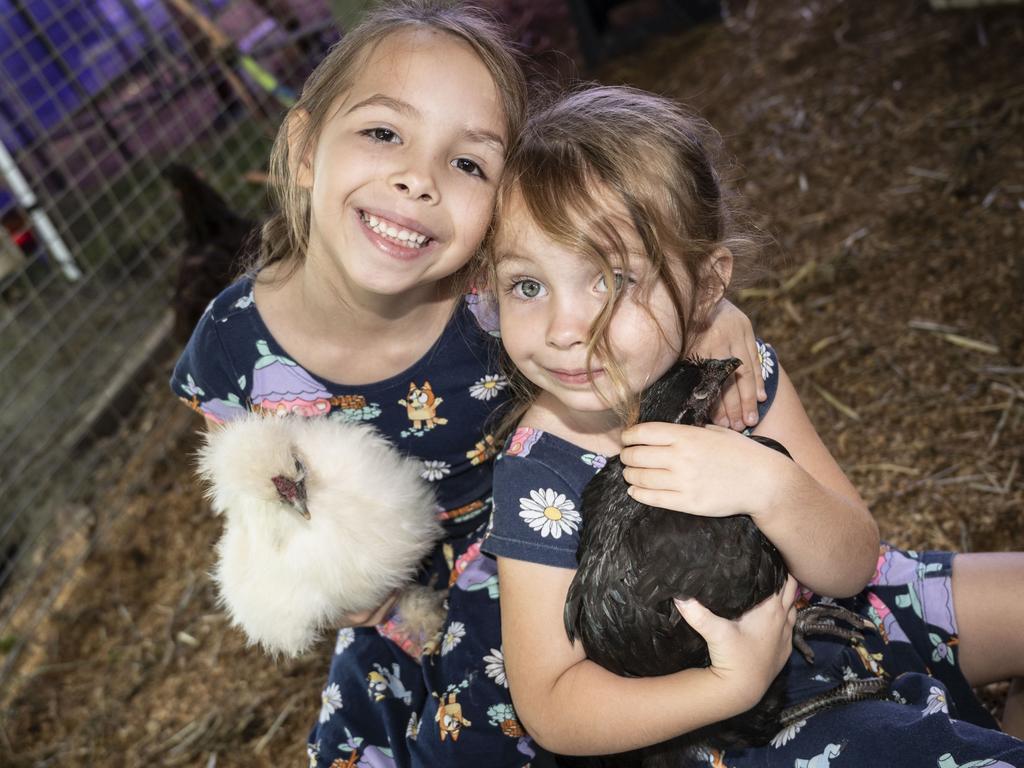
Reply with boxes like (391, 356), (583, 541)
(0, 138), (81, 281)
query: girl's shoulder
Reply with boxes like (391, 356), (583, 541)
(483, 428), (607, 569)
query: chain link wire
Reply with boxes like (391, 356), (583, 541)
(0, 0), (339, 687)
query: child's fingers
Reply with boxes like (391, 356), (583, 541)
(621, 421), (695, 447)
(730, 363), (762, 428)
(625, 485), (683, 510)
(714, 382), (744, 429)
(622, 466), (675, 492)
(744, 334), (767, 403)
(619, 444), (672, 470)
(673, 597), (721, 639)
(781, 574), (799, 608)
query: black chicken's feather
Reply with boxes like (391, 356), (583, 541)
(564, 358), (792, 765)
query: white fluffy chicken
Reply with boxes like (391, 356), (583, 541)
(197, 414), (446, 658)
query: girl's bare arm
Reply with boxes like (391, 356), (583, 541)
(498, 557), (793, 755)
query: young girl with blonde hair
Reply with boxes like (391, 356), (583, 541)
(482, 84), (1024, 765)
(171, 4), (764, 766)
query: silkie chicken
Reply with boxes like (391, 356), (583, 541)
(197, 414), (446, 658)
(564, 358), (886, 768)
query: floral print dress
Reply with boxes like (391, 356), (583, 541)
(483, 343), (1024, 767)
(171, 278), (541, 768)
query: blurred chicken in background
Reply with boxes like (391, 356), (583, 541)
(163, 164), (256, 344)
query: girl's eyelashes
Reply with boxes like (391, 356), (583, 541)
(504, 277), (547, 300)
(596, 271), (637, 293)
(452, 157), (487, 180)
(359, 127), (489, 180)
(360, 126), (401, 144)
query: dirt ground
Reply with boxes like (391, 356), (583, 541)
(4, 0), (1023, 765)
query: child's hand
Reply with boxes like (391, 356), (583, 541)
(690, 299), (764, 431)
(674, 575), (798, 705)
(620, 422), (789, 519)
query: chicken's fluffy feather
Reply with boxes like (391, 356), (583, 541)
(197, 415), (443, 657)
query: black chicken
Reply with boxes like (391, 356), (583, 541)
(563, 358), (885, 767)
(163, 164), (257, 344)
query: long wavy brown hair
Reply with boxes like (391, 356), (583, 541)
(479, 85), (765, 435)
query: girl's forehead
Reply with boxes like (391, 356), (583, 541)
(498, 186), (637, 248)
(344, 29), (505, 124)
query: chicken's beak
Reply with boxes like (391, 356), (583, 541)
(271, 460), (310, 521)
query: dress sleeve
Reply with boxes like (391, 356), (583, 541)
(753, 339), (781, 424)
(169, 311), (250, 424)
(483, 453), (584, 570)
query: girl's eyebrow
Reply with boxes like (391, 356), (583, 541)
(347, 93), (417, 117)
(346, 93), (505, 152)
(494, 251), (533, 269)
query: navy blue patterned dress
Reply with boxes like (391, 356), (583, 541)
(171, 279), (540, 768)
(483, 344), (1024, 767)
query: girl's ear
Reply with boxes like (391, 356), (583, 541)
(701, 246), (733, 312)
(287, 109), (314, 189)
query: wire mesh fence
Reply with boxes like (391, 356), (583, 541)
(0, 0), (339, 687)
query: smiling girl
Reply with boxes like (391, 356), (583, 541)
(170, 4), (767, 766)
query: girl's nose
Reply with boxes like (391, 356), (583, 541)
(390, 157), (439, 203)
(546, 300), (589, 350)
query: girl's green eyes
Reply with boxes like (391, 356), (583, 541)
(597, 273), (623, 292)
(511, 278), (545, 299)
(597, 272), (637, 293)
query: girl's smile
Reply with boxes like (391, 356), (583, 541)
(357, 208), (438, 261)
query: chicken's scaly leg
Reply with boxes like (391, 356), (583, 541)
(793, 604), (876, 664)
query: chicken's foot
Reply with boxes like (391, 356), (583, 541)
(793, 604), (877, 664)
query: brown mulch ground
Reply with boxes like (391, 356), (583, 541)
(3, 1), (1023, 765)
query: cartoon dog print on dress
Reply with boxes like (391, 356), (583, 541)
(399, 381), (448, 435)
(434, 682), (472, 742)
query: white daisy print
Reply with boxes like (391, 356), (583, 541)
(335, 627), (356, 655)
(923, 685), (948, 716)
(469, 374), (508, 401)
(441, 621), (466, 655)
(757, 340), (775, 382)
(483, 647), (507, 687)
(770, 718), (805, 748)
(519, 488), (582, 539)
(421, 460), (451, 482)
(842, 666), (859, 681)
(319, 682), (343, 723)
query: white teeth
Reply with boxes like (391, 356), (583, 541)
(360, 212), (430, 248)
